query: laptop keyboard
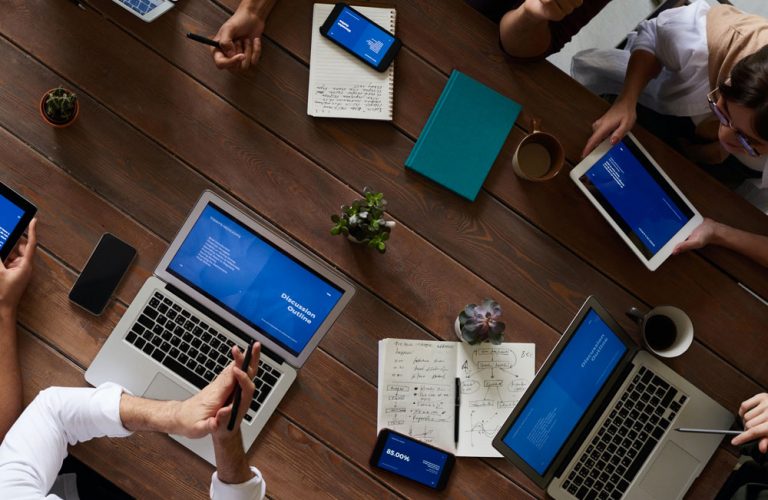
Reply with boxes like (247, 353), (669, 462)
(117, 0), (159, 15)
(562, 367), (687, 500)
(124, 290), (282, 423)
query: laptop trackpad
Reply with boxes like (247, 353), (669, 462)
(143, 373), (194, 402)
(638, 442), (700, 499)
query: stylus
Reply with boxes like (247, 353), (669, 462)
(675, 428), (742, 436)
(454, 378), (460, 446)
(68, 0), (86, 10)
(186, 32), (222, 50)
(227, 339), (256, 431)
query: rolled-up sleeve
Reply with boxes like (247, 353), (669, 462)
(0, 383), (131, 498)
(210, 467), (266, 500)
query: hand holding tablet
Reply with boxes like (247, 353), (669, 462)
(0, 183), (37, 263)
(570, 133), (702, 271)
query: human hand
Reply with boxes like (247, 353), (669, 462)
(523, 0), (583, 22)
(173, 342), (260, 439)
(0, 219), (37, 315)
(582, 99), (636, 158)
(212, 1), (266, 72)
(732, 393), (768, 453)
(672, 218), (720, 255)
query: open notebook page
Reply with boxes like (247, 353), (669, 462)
(455, 342), (535, 457)
(377, 339), (457, 451)
(308, 4), (395, 120)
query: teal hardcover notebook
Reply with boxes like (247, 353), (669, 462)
(405, 70), (521, 201)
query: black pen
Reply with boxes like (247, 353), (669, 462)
(186, 32), (222, 50)
(454, 378), (460, 447)
(68, 0), (86, 10)
(227, 339), (256, 431)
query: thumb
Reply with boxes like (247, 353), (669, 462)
(220, 39), (237, 57)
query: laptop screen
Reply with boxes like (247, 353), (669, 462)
(578, 139), (694, 258)
(500, 309), (627, 475)
(166, 203), (344, 356)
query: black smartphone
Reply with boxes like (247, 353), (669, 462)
(0, 182), (37, 262)
(319, 3), (402, 72)
(69, 233), (137, 315)
(370, 429), (455, 490)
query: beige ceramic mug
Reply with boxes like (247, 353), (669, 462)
(512, 119), (565, 181)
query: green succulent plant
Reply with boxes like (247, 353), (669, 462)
(43, 87), (78, 124)
(457, 299), (505, 345)
(330, 187), (394, 253)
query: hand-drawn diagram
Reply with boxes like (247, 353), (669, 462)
(377, 339), (534, 456)
(456, 343), (535, 456)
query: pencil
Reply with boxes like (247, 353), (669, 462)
(186, 32), (222, 50)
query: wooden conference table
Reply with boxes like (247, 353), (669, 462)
(1, 0), (767, 498)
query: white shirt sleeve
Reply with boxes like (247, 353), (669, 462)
(0, 383), (131, 499)
(210, 467), (266, 500)
(630, 16), (658, 56)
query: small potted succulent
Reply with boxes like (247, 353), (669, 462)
(330, 187), (395, 253)
(455, 299), (506, 345)
(40, 87), (79, 127)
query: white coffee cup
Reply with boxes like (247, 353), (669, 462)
(626, 305), (694, 358)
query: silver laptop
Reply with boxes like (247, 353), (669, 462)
(86, 191), (355, 464)
(492, 297), (733, 500)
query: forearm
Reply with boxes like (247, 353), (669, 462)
(0, 308), (21, 442)
(119, 394), (180, 434)
(240, 0), (277, 20)
(710, 223), (768, 268)
(499, 7), (552, 59)
(615, 50), (662, 105)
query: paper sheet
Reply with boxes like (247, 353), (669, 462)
(456, 343), (535, 457)
(377, 339), (457, 451)
(378, 339), (535, 456)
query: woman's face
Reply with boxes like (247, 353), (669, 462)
(716, 96), (768, 157)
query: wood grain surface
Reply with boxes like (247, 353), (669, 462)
(1, 0), (765, 498)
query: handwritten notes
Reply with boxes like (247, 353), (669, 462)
(308, 4), (394, 120)
(378, 339), (535, 457)
(456, 343), (535, 456)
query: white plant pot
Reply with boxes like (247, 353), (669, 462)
(454, 316), (466, 343)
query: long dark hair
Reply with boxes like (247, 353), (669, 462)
(720, 45), (768, 141)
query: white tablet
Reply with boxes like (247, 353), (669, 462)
(570, 133), (702, 271)
(112, 0), (174, 22)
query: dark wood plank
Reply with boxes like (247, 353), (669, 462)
(86, 0), (768, 391)
(0, 103), (535, 497)
(1, 0), (756, 496)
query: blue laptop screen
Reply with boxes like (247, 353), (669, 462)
(167, 203), (344, 356)
(501, 310), (627, 475)
(578, 139), (694, 258)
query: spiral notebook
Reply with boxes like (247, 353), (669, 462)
(308, 3), (395, 120)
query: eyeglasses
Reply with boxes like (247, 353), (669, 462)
(707, 88), (759, 157)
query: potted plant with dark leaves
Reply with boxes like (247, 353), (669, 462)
(330, 187), (395, 253)
(40, 86), (79, 128)
(454, 299), (505, 345)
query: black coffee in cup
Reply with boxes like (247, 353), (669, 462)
(644, 315), (676, 350)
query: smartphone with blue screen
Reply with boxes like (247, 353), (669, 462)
(319, 3), (402, 72)
(370, 429), (455, 490)
(0, 182), (36, 262)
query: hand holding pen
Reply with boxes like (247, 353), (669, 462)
(227, 339), (258, 431)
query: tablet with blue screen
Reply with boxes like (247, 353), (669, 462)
(570, 133), (702, 271)
(0, 183), (36, 262)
